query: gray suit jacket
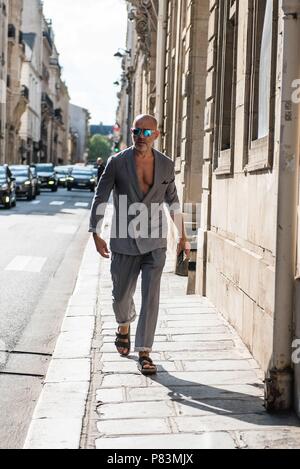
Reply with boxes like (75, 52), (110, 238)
(89, 146), (180, 255)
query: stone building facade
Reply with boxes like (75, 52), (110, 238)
(5, 0), (28, 165)
(119, 0), (300, 414)
(56, 79), (70, 165)
(40, 17), (70, 165)
(0, 0), (72, 166)
(69, 104), (90, 163)
(0, 0), (8, 165)
(118, 0), (208, 209)
(197, 0), (300, 414)
(19, 0), (43, 165)
(68, 127), (79, 164)
(40, 15), (55, 164)
(46, 44), (69, 165)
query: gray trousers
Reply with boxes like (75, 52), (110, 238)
(110, 248), (167, 352)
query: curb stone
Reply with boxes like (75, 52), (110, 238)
(23, 236), (100, 449)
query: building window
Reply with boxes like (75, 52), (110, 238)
(258, 0), (273, 139)
(213, 0), (238, 175)
(245, 0), (278, 172)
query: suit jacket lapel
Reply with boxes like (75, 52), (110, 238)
(126, 147), (163, 205)
(142, 149), (162, 206)
(126, 146), (143, 201)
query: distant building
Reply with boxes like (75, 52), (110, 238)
(57, 80), (70, 165)
(0, 0), (74, 166)
(19, 0), (43, 165)
(69, 103), (90, 163)
(0, 0), (9, 164)
(90, 124), (113, 137)
(6, 0), (28, 165)
(68, 127), (79, 165)
(47, 43), (69, 165)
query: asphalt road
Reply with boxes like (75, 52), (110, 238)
(0, 187), (94, 449)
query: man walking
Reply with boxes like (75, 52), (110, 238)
(96, 157), (106, 181)
(89, 114), (190, 375)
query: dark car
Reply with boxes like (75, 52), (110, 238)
(92, 167), (99, 183)
(85, 165), (99, 183)
(34, 164), (58, 192)
(30, 166), (41, 195)
(10, 165), (38, 201)
(0, 165), (17, 209)
(54, 165), (72, 187)
(66, 168), (96, 192)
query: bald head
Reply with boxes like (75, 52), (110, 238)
(131, 114), (160, 153)
(133, 114), (158, 129)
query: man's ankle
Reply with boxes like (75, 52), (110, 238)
(118, 325), (129, 334)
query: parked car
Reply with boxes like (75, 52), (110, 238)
(0, 165), (17, 209)
(10, 165), (38, 201)
(33, 164), (58, 191)
(85, 165), (99, 183)
(92, 167), (99, 183)
(66, 168), (97, 192)
(29, 166), (41, 195)
(54, 165), (72, 187)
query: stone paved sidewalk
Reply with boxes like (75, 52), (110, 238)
(23, 205), (300, 449)
(82, 247), (300, 450)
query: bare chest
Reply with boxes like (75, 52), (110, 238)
(135, 156), (155, 194)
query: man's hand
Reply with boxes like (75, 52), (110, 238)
(177, 237), (191, 258)
(93, 233), (110, 258)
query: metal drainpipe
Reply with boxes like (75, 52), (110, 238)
(155, 0), (168, 151)
(265, 0), (300, 411)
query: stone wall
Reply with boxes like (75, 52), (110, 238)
(196, 0), (282, 372)
(0, 1), (8, 164)
(122, 0), (209, 211)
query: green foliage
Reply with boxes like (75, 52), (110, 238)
(88, 134), (112, 162)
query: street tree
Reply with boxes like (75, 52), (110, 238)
(88, 134), (112, 162)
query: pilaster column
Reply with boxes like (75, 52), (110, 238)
(266, 0), (300, 411)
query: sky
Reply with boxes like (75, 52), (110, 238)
(43, 0), (128, 125)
